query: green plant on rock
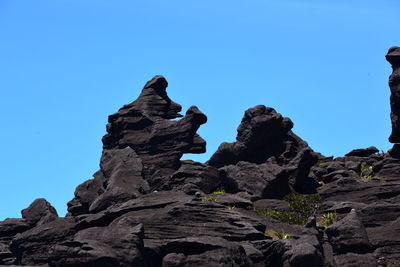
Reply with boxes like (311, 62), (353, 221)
(212, 189), (226, 195)
(360, 163), (374, 182)
(284, 193), (323, 218)
(202, 195), (217, 203)
(252, 193), (323, 226)
(318, 162), (327, 168)
(253, 206), (307, 225)
(227, 204), (236, 210)
(264, 229), (295, 240)
(317, 211), (338, 228)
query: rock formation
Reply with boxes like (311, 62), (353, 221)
(387, 46), (400, 143)
(1, 50), (400, 266)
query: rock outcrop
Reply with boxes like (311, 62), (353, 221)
(387, 46), (400, 143)
(1, 49), (400, 267)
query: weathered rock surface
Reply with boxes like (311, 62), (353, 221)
(2, 58), (400, 267)
(387, 46), (400, 143)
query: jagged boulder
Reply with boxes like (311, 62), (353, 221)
(2, 56), (400, 267)
(326, 209), (371, 254)
(21, 198), (58, 227)
(102, 75), (207, 171)
(345, 146), (379, 157)
(208, 105), (310, 167)
(209, 105), (318, 196)
(387, 46), (400, 143)
(68, 76), (210, 216)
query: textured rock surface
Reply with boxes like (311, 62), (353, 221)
(387, 46), (400, 143)
(2, 62), (400, 267)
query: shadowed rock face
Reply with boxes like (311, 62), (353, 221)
(102, 75), (207, 169)
(67, 76), (209, 215)
(3, 54), (400, 267)
(387, 46), (400, 143)
(208, 105), (309, 167)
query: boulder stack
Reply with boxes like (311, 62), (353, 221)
(1, 48), (400, 266)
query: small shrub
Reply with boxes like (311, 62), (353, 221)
(264, 229), (294, 240)
(253, 206), (307, 225)
(388, 262), (400, 267)
(251, 193), (322, 225)
(361, 175), (373, 182)
(212, 189), (226, 195)
(284, 193), (323, 218)
(202, 195), (217, 203)
(317, 211), (338, 228)
(360, 163), (374, 182)
(318, 162), (327, 168)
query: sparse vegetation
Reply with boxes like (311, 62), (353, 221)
(227, 204), (236, 210)
(388, 262), (400, 267)
(253, 206), (307, 225)
(318, 162), (327, 168)
(360, 163), (374, 182)
(317, 211), (338, 228)
(252, 193), (323, 225)
(264, 229), (295, 240)
(212, 189), (226, 195)
(202, 195), (217, 203)
(284, 193), (323, 218)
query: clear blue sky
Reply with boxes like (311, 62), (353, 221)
(0, 0), (399, 219)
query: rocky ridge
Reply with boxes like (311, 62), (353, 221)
(1, 48), (400, 266)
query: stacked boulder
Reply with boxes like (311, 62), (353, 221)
(0, 47), (400, 266)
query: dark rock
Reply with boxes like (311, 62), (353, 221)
(345, 146), (379, 157)
(3, 62), (400, 266)
(10, 218), (77, 265)
(326, 209), (371, 254)
(68, 146), (150, 215)
(288, 243), (323, 267)
(48, 219), (144, 267)
(367, 216), (400, 264)
(253, 199), (290, 212)
(333, 252), (378, 267)
(0, 218), (31, 238)
(66, 171), (105, 216)
(388, 143), (400, 158)
(102, 75), (207, 172)
(251, 239), (289, 267)
(208, 105), (309, 168)
(21, 198), (58, 227)
(160, 237), (252, 267)
(386, 46), (400, 143)
(220, 161), (290, 199)
(89, 147), (149, 213)
(167, 160), (221, 194)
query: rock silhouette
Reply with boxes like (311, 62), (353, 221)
(1, 51), (400, 267)
(387, 46), (400, 143)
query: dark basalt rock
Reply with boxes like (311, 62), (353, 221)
(101, 75), (207, 171)
(208, 105), (310, 168)
(21, 198), (58, 227)
(2, 51), (400, 267)
(387, 46), (400, 143)
(326, 209), (371, 254)
(345, 146), (379, 157)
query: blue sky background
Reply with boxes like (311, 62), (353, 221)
(0, 0), (399, 219)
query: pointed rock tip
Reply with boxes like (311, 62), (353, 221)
(144, 75), (168, 90)
(386, 46), (400, 65)
(387, 46), (400, 55)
